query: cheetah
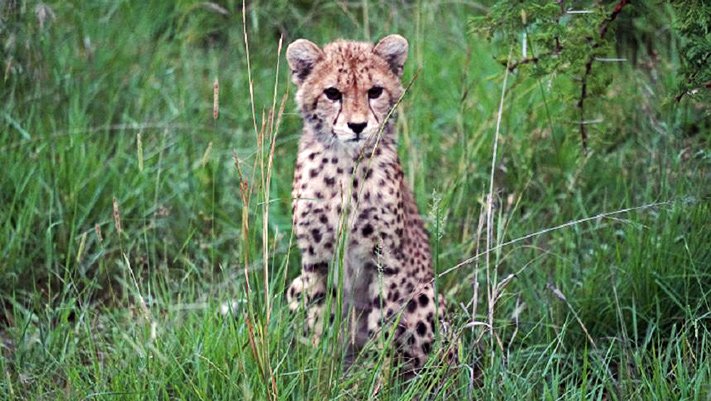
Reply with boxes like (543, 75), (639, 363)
(285, 34), (451, 373)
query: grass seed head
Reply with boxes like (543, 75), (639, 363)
(112, 197), (122, 235)
(213, 78), (219, 120)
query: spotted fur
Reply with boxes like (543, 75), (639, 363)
(285, 35), (452, 373)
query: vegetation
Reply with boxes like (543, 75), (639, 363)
(1, 1), (709, 400)
(669, 0), (711, 102)
(471, 0), (711, 148)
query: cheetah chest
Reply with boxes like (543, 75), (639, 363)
(292, 146), (405, 308)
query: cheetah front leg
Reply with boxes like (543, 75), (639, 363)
(286, 261), (332, 344)
(364, 274), (453, 374)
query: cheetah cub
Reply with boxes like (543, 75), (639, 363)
(286, 35), (451, 372)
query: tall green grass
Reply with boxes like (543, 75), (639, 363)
(1, 1), (709, 400)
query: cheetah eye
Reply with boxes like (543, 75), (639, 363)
(324, 87), (342, 101)
(367, 86), (383, 99)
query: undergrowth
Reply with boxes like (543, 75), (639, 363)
(1, 1), (709, 400)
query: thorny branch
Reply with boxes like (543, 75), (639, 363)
(578, 0), (630, 152)
(674, 51), (711, 102)
(504, 0), (631, 152)
(599, 0), (631, 39)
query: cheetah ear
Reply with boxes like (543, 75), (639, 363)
(286, 39), (323, 85)
(373, 34), (408, 77)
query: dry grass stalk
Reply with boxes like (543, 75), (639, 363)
(94, 223), (103, 243)
(200, 141), (213, 168)
(123, 254), (151, 322)
(239, 1), (279, 398)
(470, 202), (485, 336)
(75, 232), (87, 265)
(112, 197), (122, 235)
(136, 132), (144, 172)
(262, 35), (286, 323)
(242, 1), (258, 139)
(213, 78), (219, 120)
(546, 282), (597, 349)
(484, 46), (513, 357)
(232, 151), (251, 295)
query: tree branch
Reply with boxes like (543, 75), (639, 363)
(577, 0), (630, 152)
(599, 0), (631, 39)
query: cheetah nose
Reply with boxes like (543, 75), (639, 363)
(347, 122), (367, 134)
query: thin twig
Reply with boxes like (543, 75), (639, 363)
(506, 55), (540, 72)
(439, 199), (675, 278)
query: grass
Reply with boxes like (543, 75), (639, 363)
(1, 1), (710, 400)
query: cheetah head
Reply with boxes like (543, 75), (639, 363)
(286, 35), (408, 150)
